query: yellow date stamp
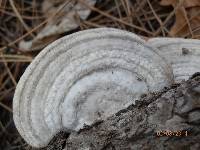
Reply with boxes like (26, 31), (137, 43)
(156, 130), (188, 137)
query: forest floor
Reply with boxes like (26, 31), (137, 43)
(0, 0), (200, 149)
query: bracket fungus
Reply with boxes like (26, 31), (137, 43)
(13, 28), (174, 148)
(148, 38), (200, 82)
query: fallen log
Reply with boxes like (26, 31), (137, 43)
(42, 75), (200, 150)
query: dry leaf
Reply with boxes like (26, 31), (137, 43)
(183, 0), (200, 8)
(160, 0), (200, 7)
(170, 7), (200, 37)
(160, 0), (200, 37)
(160, 0), (177, 6)
(19, 0), (96, 51)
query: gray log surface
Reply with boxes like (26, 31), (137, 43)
(39, 75), (200, 150)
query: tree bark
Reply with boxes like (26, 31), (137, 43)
(42, 75), (200, 150)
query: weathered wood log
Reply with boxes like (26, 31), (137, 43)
(41, 75), (200, 150)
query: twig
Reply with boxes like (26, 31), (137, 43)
(0, 102), (12, 113)
(2, 57), (17, 86)
(147, 0), (165, 36)
(0, 0), (72, 53)
(154, 0), (183, 36)
(9, 0), (35, 37)
(181, 7), (194, 37)
(78, 0), (154, 35)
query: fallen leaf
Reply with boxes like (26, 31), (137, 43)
(170, 6), (200, 37)
(160, 0), (177, 6)
(160, 0), (200, 7)
(19, 0), (96, 51)
(183, 0), (200, 8)
(160, 0), (200, 38)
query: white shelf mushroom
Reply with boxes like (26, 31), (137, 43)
(148, 38), (200, 82)
(13, 28), (173, 148)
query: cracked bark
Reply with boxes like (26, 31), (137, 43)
(40, 75), (200, 150)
